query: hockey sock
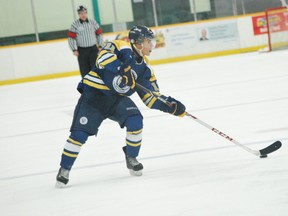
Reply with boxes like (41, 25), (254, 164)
(125, 115), (143, 158)
(60, 131), (89, 170)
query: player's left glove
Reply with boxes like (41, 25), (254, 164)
(120, 60), (135, 89)
(161, 96), (186, 117)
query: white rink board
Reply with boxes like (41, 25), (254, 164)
(0, 14), (269, 81)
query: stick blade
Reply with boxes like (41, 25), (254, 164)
(259, 141), (282, 156)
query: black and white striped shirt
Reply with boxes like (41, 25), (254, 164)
(68, 18), (104, 51)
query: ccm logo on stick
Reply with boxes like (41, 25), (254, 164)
(212, 128), (233, 141)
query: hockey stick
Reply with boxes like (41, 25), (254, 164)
(135, 83), (282, 158)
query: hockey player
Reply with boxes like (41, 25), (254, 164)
(56, 26), (186, 187)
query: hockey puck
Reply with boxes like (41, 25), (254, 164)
(260, 155), (268, 158)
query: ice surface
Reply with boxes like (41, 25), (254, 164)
(0, 51), (287, 216)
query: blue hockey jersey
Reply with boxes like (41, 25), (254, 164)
(82, 40), (165, 110)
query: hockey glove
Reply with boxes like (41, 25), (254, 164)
(161, 96), (186, 117)
(120, 61), (135, 89)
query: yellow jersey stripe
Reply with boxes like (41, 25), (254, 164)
(96, 50), (109, 61)
(126, 140), (142, 147)
(142, 93), (151, 102)
(63, 151), (78, 158)
(83, 79), (110, 90)
(98, 52), (115, 64)
(99, 55), (117, 67)
(68, 138), (83, 146)
(147, 97), (157, 108)
(88, 71), (101, 78)
(127, 129), (142, 135)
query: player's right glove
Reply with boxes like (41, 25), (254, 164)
(120, 60), (135, 89)
(161, 96), (186, 117)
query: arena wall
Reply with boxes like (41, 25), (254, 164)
(0, 13), (268, 85)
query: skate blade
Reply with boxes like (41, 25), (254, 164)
(55, 181), (68, 189)
(129, 169), (143, 176)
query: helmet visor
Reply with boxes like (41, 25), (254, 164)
(151, 38), (156, 49)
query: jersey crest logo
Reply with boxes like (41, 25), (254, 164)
(80, 117), (88, 125)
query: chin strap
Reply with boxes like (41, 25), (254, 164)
(132, 43), (144, 57)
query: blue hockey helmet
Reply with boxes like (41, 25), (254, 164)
(129, 26), (155, 45)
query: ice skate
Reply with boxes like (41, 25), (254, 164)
(122, 146), (143, 176)
(55, 167), (70, 188)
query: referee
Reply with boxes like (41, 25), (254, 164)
(68, 6), (104, 77)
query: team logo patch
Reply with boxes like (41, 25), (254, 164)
(80, 117), (88, 125)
